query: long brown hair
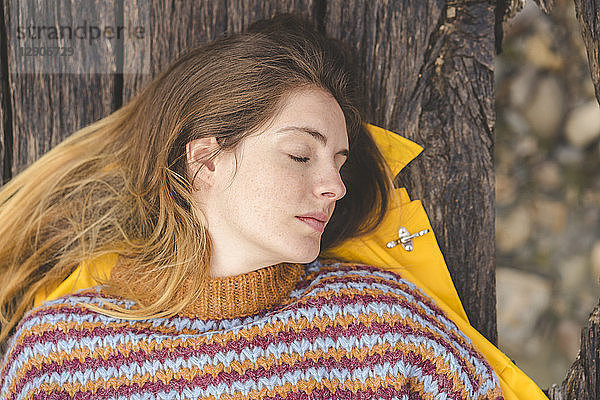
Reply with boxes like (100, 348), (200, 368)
(0, 14), (393, 343)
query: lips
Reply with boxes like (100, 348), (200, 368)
(296, 211), (329, 233)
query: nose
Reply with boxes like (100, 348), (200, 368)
(317, 168), (347, 200)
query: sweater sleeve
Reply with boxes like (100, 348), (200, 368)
(0, 291), (110, 400)
(1, 306), (51, 400)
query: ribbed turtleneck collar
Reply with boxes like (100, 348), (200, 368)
(109, 261), (306, 320)
(186, 262), (305, 319)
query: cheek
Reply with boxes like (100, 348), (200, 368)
(253, 171), (301, 203)
(236, 165), (307, 218)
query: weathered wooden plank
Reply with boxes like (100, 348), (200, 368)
(226, 0), (315, 32)
(122, 0), (315, 105)
(4, 0), (116, 177)
(573, 0), (600, 106)
(0, 0), (8, 185)
(122, 1), (226, 103)
(327, 1), (444, 126)
(327, 0), (498, 343)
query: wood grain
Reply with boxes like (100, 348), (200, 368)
(122, 0), (315, 105)
(123, 1), (225, 103)
(226, 0), (315, 33)
(3, 0), (116, 176)
(0, 0), (8, 185)
(573, 0), (600, 106)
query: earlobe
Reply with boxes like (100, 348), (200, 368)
(186, 137), (220, 188)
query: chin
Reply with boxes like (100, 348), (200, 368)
(287, 245), (320, 264)
(297, 254), (319, 264)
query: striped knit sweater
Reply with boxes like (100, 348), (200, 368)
(0, 259), (503, 399)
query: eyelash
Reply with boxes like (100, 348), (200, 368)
(289, 155), (310, 163)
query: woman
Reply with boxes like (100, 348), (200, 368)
(0, 14), (508, 399)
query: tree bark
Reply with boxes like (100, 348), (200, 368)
(548, 303), (600, 400)
(573, 0), (600, 105)
(0, 0), (8, 185)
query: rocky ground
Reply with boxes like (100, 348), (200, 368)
(495, 0), (600, 389)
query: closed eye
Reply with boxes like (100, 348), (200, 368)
(289, 155), (310, 163)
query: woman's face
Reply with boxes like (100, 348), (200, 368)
(193, 87), (349, 277)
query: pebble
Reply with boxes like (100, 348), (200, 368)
(555, 320), (582, 361)
(496, 206), (532, 252)
(523, 76), (564, 139)
(556, 145), (583, 165)
(515, 135), (539, 157)
(496, 172), (517, 206)
(533, 161), (562, 190)
(559, 256), (589, 292)
(496, 267), (552, 354)
(575, 291), (600, 321)
(533, 199), (567, 232)
(510, 67), (537, 107)
(524, 35), (563, 70)
(505, 109), (530, 136)
(565, 101), (600, 148)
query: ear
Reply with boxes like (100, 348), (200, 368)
(186, 136), (220, 188)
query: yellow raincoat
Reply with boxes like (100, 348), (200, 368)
(34, 124), (548, 400)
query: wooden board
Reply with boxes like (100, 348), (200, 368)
(0, 0), (8, 185)
(122, 0), (315, 104)
(3, 0), (117, 177)
(574, 0), (600, 105)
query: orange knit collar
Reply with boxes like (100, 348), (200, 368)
(109, 261), (307, 320)
(187, 262), (306, 319)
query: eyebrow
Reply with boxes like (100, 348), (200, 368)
(275, 126), (349, 157)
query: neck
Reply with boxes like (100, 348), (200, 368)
(207, 240), (289, 279)
(208, 254), (279, 278)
